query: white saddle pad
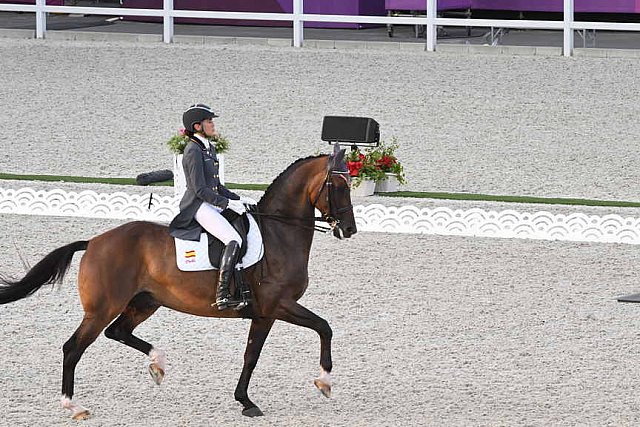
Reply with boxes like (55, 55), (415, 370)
(174, 213), (264, 272)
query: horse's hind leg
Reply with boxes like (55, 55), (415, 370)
(61, 312), (119, 420)
(103, 292), (165, 385)
(234, 317), (275, 417)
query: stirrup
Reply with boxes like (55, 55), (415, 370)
(212, 295), (244, 310)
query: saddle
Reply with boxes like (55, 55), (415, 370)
(174, 211), (263, 272)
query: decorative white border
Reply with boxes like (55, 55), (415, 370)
(0, 187), (178, 221)
(355, 205), (640, 244)
(2, 187), (640, 245)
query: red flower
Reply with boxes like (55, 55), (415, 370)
(346, 161), (363, 177)
(376, 155), (397, 171)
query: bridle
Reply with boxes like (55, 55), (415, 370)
(310, 168), (353, 232)
(251, 165), (353, 233)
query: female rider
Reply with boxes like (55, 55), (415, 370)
(169, 104), (247, 310)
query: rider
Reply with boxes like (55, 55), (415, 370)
(169, 104), (246, 310)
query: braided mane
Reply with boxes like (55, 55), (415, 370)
(259, 154), (327, 204)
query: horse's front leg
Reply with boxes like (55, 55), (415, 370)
(235, 317), (275, 417)
(276, 301), (333, 397)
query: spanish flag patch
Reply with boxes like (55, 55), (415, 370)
(184, 250), (196, 258)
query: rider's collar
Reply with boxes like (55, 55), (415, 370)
(193, 134), (211, 149)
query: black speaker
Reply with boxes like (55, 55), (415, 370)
(321, 116), (380, 146)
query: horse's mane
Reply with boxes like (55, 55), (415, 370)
(259, 154), (327, 204)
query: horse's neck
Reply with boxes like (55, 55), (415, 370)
(257, 163), (321, 249)
(258, 190), (314, 217)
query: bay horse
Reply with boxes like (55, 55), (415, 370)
(0, 145), (356, 420)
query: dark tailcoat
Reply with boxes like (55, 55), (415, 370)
(169, 138), (239, 240)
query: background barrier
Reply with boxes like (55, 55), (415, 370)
(3, 186), (640, 245)
(1, 0), (640, 55)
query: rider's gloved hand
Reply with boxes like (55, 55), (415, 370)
(239, 196), (258, 206)
(227, 199), (246, 215)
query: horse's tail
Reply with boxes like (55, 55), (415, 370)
(0, 240), (89, 305)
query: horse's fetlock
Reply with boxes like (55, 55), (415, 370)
(103, 325), (120, 340)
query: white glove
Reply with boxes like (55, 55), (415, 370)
(239, 196), (258, 206)
(227, 199), (246, 215)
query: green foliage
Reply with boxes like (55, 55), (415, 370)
(166, 130), (230, 155)
(345, 148), (385, 187)
(345, 138), (406, 187)
(368, 138), (407, 185)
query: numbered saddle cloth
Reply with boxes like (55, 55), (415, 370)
(174, 213), (263, 272)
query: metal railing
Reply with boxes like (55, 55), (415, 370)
(2, 0), (640, 56)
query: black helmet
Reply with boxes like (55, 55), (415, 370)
(182, 104), (219, 133)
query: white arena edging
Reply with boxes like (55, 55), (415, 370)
(2, 187), (640, 245)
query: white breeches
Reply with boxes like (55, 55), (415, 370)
(194, 202), (242, 246)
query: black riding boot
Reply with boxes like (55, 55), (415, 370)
(214, 241), (242, 310)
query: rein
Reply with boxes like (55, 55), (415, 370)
(250, 169), (352, 234)
(250, 211), (333, 233)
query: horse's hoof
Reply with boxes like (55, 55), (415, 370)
(314, 378), (332, 398)
(242, 406), (264, 417)
(148, 363), (165, 385)
(71, 409), (90, 420)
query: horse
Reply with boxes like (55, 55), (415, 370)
(0, 145), (357, 420)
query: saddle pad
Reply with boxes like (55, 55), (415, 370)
(174, 213), (263, 272)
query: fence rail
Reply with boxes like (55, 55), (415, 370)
(0, 0), (639, 56)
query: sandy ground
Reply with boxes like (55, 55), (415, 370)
(1, 214), (640, 426)
(3, 38), (640, 426)
(1, 38), (640, 201)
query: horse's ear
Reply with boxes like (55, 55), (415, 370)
(329, 144), (345, 169)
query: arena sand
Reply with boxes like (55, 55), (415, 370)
(1, 214), (640, 426)
(1, 38), (640, 201)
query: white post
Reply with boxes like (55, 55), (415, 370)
(35, 0), (46, 39)
(163, 0), (174, 44)
(425, 0), (436, 51)
(293, 0), (303, 47)
(563, 0), (574, 57)
(219, 154), (226, 184)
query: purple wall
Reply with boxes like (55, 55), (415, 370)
(0, 0), (63, 4)
(301, 0), (387, 28)
(122, 0), (386, 28)
(385, 0), (640, 13)
(385, 1), (471, 11)
(471, 0), (638, 13)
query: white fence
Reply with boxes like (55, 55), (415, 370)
(2, 0), (640, 56)
(3, 186), (640, 245)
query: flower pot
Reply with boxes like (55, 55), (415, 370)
(173, 153), (225, 199)
(375, 173), (399, 193)
(350, 179), (376, 197)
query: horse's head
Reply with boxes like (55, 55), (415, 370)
(310, 144), (358, 239)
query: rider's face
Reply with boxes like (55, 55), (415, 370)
(200, 118), (218, 138)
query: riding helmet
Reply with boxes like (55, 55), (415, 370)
(182, 104), (219, 133)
